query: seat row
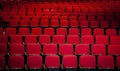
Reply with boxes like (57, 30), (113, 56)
(1, 13), (119, 21)
(0, 35), (120, 44)
(1, 1), (120, 12)
(0, 28), (120, 36)
(1, 20), (120, 28)
(0, 55), (120, 70)
(0, 43), (120, 56)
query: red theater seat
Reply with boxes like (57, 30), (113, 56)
(30, 20), (39, 27)
(90, 21), (99, 28)
(108, 44), (120, 55)
(19, 20), (29, 27)
(67, 35), (80, 44)
(80, 21), (89, 28)
(10, 35), (23, 43)
(8, 56), (24, 69)
(70, 20), (79, 27)
(62, 55), (77, 68)
(106, 29), (117, 36)
(92, 44), (106, 55)
(69, 28), (79, 35)
(110, 36), (120, 44)
(56, 28), (67, 35)
(9, 43), (24, 55)
(18, 28), (29, 35)
(39, 35), (51, 44)
(40, 19), (49, 27)
(100, 21), (109, 28)
(81, 35), (94, 44)
(9, 20), (18, 27)
(98, 56), (114, 69)
(96, 36), (109, 44)
(27, 56), (42, 69)
(80, 55), (96, 68)
(43, 44), (57, 55)
(75, 44), (90, 55)
(44, 28), (54, 36)
(60, 20), (69, 27)
(50, 20), (59, 27)
(60, 44), (74, 55)
(52, 35), (65, 44)
(31, 28), (42, 35)
(45, 55), (60, 68)
(94, 28), (104, 35)
(81, 28), (92, 35)
(26, 44), (41, 55)
(5, 28), (16, 35)
(24, 35), (37, 43)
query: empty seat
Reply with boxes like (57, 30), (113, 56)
(30, 20), (39, 27)
(67, 35), (80, 44)
(45, 55), (60, 68)
(100, 21), (109, 28)
(8, 56), (24, 69)
(19, 20), (29, 27)
(0, 35), (8, 44)
(106, 29), (117, 36)
(98, 56), (114, 69)
(116, 56), (120, 68)
(31, 28), (42, 35)
(0, 56), (5, 70)
(70, 20), (79, 27)
(110, 21), (119, 28)
(27, 56), (42, 69)
(92, 44), (106, 55)
(75, 44), (90, 55)
(94, 28), (104, 35)
(52, 35), (65, 44)
(90, 21), (99, 28)
(5, 28), (16, 35)
(24, 35), (37, 43)
(43, 44), (57, 55)
(10, 35), (22, 43)
(60, 20), (69, 27)
(40, 19), (49, 27)
(39, 35), (50, 44)
(110, 36), (120, 44)
(44, 28), (54, 36)
(26, 44), (41, 55)
(56, 28), (67, 35)
(108, 44), (120, 55)
(96, 36), (109, 44)
(9, 43), (24, 55)
(50, 20), (59, 27)
(9, 20), (18, 27)
(59, 44), (74, 55)
(82, 35), (94, 44)
(0, 44), (7, 56)
(80, 55), (96, 68)
(79, 15), (86, 21)
(62, 55), (77, 68)
(81, 28), (92, 35)
(18, 28), (29, 35)
(80, 21), (89, 28)
(69, 28), (79, 35)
